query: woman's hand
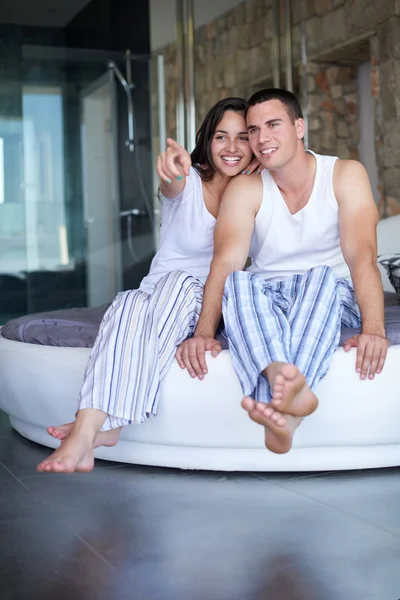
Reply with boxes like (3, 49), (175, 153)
(175, 335), (222, 379)
(157, 138), (192, 184)
(241, 157), (263, 176)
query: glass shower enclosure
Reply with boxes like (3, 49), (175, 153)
(0, 44), (154, 323)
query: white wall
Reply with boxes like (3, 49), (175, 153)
(150, 0), (243, 51)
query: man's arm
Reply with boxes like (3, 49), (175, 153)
(334, 159), (389, 379)
(175, 175), (262, 378)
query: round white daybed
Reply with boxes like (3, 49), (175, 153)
(0, 215), (399, 472)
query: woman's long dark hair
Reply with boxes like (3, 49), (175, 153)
(190, 97), (248, 182)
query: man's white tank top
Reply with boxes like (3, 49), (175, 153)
(247, 151), (351, 282)
(140, 166), (215, 293)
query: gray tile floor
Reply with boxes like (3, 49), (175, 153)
(0, 410), (399, 600)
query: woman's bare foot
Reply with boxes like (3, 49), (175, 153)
(37, 431), (95, 473)
(242, 397), (301, 454)
(47, 423), (73, 441)
(92, 428), (121, 449)
(265, 362), (318, 417)
(38, 408), (107, 474)
(48, 423), (121, 449)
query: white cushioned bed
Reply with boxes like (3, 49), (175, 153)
(0, 215), (399, 472)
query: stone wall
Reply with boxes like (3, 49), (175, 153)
(152, 0), (400, 216)
(306, 63), (359, 160)
(375, 15), (400, 216)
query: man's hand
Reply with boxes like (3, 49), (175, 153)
(175, 335), (222, 379)
(343, 333), (390, 379)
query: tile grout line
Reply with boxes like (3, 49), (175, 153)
(0, 478), (117, 573)
(44, 506), (118, 573)
(0, 461), (30, 491)
(274, 479), (400, 541)
(21, 496), (118, 572)
(251, 468), (400, 484)
(249, 471), (332, 483)
(68, 531), (118, 572)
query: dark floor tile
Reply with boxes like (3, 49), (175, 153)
(2, 409), (400, 599)
(21, 465), (264, 524)
(0, 462), (17, 482)
(0, 431), (51, 476)
(277, 467), (400, 536)
(0, 477), (48, 522)
(3, 582), (167, 600)
(0, 409), (10, 429)
(22, 465), (400, 599)
(0, 513), (117, 598)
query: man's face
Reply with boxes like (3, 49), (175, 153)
(246, 99), (304, 170)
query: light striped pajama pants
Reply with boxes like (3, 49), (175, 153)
(222, 265), (361, 402)
(79, 271), (204, 430)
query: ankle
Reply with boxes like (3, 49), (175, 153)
(73, 409), (107, 440)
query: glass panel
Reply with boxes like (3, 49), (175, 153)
(0, 137), (4, 204)
(0, 50), (126, 323)
(0, 111), (27, 322)
(22, 86), (67, 272)
(0, 28), (154, 325)
(81, 72), (122, 306)
(20, 56), (124, 315)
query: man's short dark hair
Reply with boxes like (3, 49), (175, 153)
(247, 88), (303, 123)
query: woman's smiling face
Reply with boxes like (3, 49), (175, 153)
(210, 110), (253, 177)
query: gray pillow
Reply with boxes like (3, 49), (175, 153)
(378, 254), (400, 300)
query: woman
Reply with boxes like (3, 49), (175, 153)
(37, 97), (259, 473)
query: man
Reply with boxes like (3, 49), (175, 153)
(176, 88), (389, 454)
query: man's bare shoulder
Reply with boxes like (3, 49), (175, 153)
(223, 172), (263, 211)
(226, 172), (264, 192)
(333, 158), (378, 221)
(333, 159), (370, 197)
(334, 158), (368, 181)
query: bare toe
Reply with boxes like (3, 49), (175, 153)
(242, 396), (256, 411)
(271, 411), (286, 426)
(37, 433), (95, 474)
(275, 414), (287, 427)
(270, 364), (318, 417)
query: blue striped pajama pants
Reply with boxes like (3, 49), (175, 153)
(79, 271), (204, 430)
(222, 265), (361, 401)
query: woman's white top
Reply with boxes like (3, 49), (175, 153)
(140, 167), (216, 293)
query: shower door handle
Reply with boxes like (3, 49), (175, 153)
(119, 209), (147, 218)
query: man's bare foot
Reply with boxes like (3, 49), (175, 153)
(48, 423), (121, 449)
(242, 397), (301, 454)
(37, 431), (95, 474)
(265, 363), (318, 417)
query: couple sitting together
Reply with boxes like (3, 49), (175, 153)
(37, 88), (389, 473)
